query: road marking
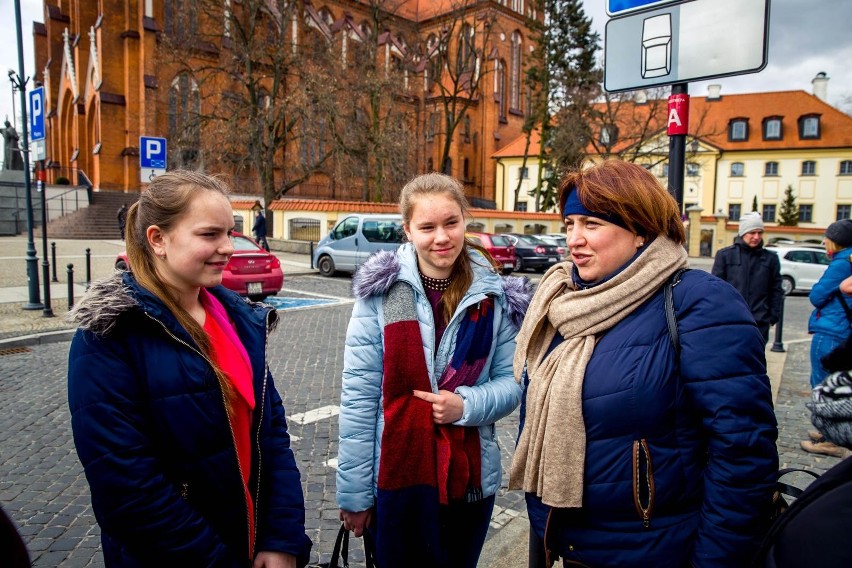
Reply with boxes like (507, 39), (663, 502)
(277, 287), (354, 302)
(289, 404), (340, 425)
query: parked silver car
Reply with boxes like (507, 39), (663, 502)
(766, 245), (830, 295)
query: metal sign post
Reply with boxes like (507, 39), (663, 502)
(667, 84), (688, 211)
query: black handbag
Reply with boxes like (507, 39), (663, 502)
(320, 523), (376, 568)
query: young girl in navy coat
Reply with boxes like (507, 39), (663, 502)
(68, 171), (311, 567)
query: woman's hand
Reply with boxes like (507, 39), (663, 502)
(840, 275), (852, 295)
(412, 389), (464, 424)
(253, 551), (296, 568)
(340, 508), (373, 538)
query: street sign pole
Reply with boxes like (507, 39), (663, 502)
(667, 83), (689, 213)
(13, 0), (42, 310)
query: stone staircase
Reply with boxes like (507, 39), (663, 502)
(47, 191), (138, 239)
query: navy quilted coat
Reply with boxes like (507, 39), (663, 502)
(67, 273), (311, 567)
(522, 270), (778, 567)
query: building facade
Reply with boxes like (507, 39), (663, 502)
(31, 0), (539, 204)
(494, 76), (852, 235)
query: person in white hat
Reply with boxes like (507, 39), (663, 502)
(712, 212), (783, 343)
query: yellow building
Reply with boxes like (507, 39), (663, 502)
(495, 77), (852, 252)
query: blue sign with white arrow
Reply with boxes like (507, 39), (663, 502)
(608, 0), (682, 16)
(29, 87), (45, 142)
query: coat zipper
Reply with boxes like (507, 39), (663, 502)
(632, 439), (656, 528)
(251, 308), (274, 558)
(144, 311), (254, 559)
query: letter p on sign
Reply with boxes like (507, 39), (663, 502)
(667, 93), (689, 136)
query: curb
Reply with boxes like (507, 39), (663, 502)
(0, 328), (77, 349)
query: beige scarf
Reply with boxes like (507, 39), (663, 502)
(508, 237), (688, 508)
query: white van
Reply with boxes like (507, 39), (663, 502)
(313, 214), (404, 276)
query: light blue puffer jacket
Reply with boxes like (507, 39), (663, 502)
(336, 244), (531, 513)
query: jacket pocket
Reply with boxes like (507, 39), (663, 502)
(632, 439), (655, 528)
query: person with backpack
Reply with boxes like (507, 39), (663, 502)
(801, 219), (852, 457)
(512, 160), (779, 567)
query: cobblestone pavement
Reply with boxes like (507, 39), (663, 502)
(0, 238), (845, 566)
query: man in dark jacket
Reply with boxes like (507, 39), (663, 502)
(253, 210), (269, 251)
(712, 212), (783, 343)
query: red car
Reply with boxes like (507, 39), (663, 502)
(115, 232), (283, 301)
(466, 232), (517, 275)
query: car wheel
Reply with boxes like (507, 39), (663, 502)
(115, 259), (128, 271)
(781, 276), (795, 296)
(318, 255), (336, 277)
(517, 258), (526, 272)
(502, 268), (513, 275)
(249, 295), (268, 302)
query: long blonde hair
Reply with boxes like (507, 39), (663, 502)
(125, 170), (236, 406)
(400, 172), (498, 322)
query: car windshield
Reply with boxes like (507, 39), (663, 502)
(490, 235), (511, 246)
(232, 235), (263, 252)
(518, 235), (544, 245)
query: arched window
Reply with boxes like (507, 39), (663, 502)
(457, 24), (475, 74)
(495, 59), (506, 120)
(168, 73), (201, 168)
(164, 0), (197, 38)
(511, 32), (522, 111)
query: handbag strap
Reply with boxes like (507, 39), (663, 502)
(328, 523), (376, 568)
(776, 467), (821, 499)
(664, 268), (689, 357)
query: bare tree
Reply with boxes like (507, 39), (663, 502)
(157, 0), (339, 234)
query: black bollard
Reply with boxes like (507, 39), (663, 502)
(51, 242), (58, 282)
(310, 241), (314, 269)
(67, 263), (75, 310)
(85, 248), (92, 290)
(771, 296), (786, 352)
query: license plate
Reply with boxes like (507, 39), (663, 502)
(247, 282), (263, 295)
(548, 257), (557, 262)
(503, 262), (514, 269)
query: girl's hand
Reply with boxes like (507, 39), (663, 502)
(840, 275), (852, 295)
(340, 508), (373, 538)
(253, 551), (296, 568)
(412, 389), (464, 424)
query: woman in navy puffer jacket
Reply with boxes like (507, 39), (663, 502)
(511, 160), (778, 568)
(67, 172), (311, 567)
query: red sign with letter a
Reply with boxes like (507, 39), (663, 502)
(667, 94), (690, 135)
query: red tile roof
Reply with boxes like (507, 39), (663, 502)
(269, 199), (560, 220)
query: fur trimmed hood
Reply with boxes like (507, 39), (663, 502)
(66, 273), (140, 336)
(352, 248), (533, 329)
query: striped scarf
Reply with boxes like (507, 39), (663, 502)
(373, 281), (493, 565)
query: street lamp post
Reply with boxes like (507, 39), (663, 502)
(12, 0), (43, 310)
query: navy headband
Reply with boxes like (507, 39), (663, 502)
(563, 187), (630, 231)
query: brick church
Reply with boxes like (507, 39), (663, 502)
(32, 0), (539, 205)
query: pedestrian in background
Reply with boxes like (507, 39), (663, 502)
(336, 172), (531, 568)
(802, 219), (852, 457)
(512, 160), (778, 568)
(67, 171), (311, 566)
(117, 203), (128, 240)
(711, 211), (783, 343)
(253, 209), (270, 251)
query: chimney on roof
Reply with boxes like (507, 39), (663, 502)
(812, 71), (829, 101)
(707, 84), (722, 100)
(635, 89), (647, 104)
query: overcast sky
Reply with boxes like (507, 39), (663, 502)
(1, 0), (850, 133)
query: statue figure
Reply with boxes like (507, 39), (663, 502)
(3, 121), (24, 171)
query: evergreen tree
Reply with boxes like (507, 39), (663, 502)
(520, 0), (601, 212)
(778, 185), (799, 226)
(752, 195), (759, 212)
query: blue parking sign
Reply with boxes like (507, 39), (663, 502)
(140, 136), (167, 169)
(29, 87), (45, 142)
